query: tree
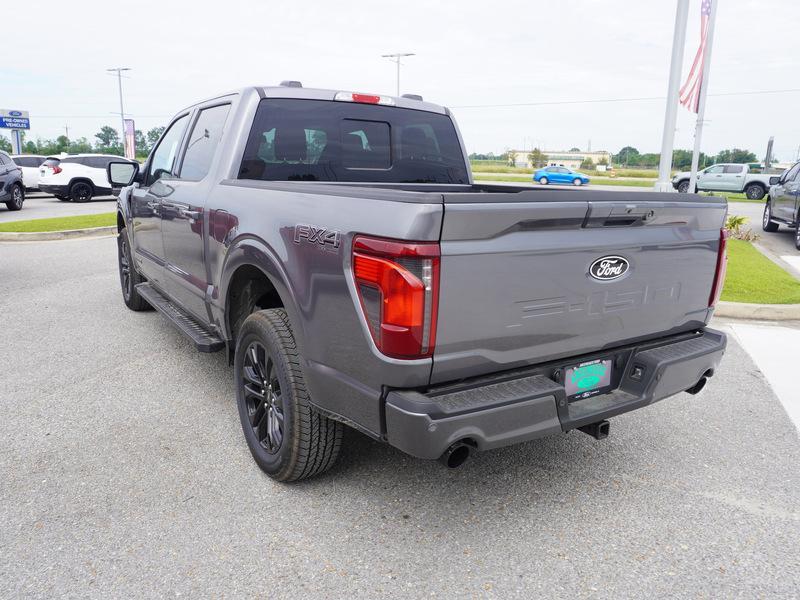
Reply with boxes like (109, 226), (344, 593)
(569, 147), (581, 152)
(528, 148), (548, 168)
(146, 126), (165, 153)
(0, 134), (10, 152)
(579, 156), (594, 170)
(714, 148), (757, 164)
(134, 129), (147, 157)
(95, 126), (122, 154)
(596, 157), (608, 167)
(614, 146), (640, 166)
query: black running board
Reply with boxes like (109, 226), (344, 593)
(136, 283), (225, 353)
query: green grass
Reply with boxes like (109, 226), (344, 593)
(0, 212), (116, 233)
(721, 239), (800, 304)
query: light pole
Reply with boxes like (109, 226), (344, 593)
(381, 53), (415, 96)
(107, 67), (131, 155)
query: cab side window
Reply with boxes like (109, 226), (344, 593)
(180, 104), (231, 181)
(146, 114), (189, 185)
(723, 165), (744, 174)
(705, 165), (724, 174)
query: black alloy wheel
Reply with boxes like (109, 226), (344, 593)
(241, 341), (285, 454)
(70, 181), (93, 202)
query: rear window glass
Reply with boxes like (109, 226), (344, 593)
(60, 157), (82, 165)
(42, 158), (61, 167)
(238, 98), (468, 184)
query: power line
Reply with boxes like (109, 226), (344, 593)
(450, 87), (800, 109)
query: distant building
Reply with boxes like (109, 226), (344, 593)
(510, 149), (612, 169)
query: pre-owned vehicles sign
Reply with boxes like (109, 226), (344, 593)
(0, 109), (30, 129)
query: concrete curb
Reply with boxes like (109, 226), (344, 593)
(715, 300), (800, 321)
(0, 226), (116, 242)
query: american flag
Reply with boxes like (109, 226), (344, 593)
(680, 0), (712, 113)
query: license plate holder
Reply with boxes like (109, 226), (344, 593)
(565, 358), (613, 401)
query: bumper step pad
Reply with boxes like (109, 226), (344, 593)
(136, 283), (224, 353)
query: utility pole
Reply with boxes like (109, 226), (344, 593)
(64, 125), (69, 139)
(381, 53), (415, 96)
(107, 67), (131, 155)
(654, 0), (691, 192)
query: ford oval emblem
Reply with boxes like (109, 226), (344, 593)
(9, 110), (22, 116)
(589, 256), (629, 281)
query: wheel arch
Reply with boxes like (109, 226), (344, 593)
(219, 237), (306, 358)
(68, 177), (96, 193)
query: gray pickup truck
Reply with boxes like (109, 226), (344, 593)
(109, 83), (728, 481)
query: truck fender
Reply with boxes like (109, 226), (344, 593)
(218, 235), (307, 356)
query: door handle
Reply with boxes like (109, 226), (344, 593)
(146, 200), (159, 210)
(178, 207), (200, 220)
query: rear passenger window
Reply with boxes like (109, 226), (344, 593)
(723, 165), (744, 174)
(180, 104), (231, 181)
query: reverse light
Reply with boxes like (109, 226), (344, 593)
(708, 228), (730, 308)
(352, 235), (440, 359)
(334, 91), (395, 106)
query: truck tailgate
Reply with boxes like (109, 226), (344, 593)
(431, 189), (727, 383)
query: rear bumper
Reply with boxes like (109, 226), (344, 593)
(38, 184), (69, 196)
(384, 328), (727, 459)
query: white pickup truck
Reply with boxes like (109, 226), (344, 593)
(672, 163), (779, 199)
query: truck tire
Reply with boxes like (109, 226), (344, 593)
(744, 183), (765, 200)
(762, 201), (779, 232)
(70, 181), (94, 203)
(4, 184), (24, 211)
(117, 227), (152, 311)
(235, 308), (343, 482)
(677, 180), (690, 193)
(795, 224), (800, 251)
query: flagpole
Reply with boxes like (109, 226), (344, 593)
(654, 0), (691, 192)
(688, 0), (719, 193)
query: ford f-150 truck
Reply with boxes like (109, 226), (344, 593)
(672, 163), (778, 199)
(109, 83), (728, 481)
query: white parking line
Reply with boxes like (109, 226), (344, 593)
(726, 322), (800, 431)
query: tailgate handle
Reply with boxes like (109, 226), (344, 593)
(585, 206), (656, 228)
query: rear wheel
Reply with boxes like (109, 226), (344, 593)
(762, 201), (779, 232)
(539, 176), (549, 185)
(795, 224), (800, 250)
(235, 309), (343, 482)
(573, 178), (583, 186)
(4, 184), (24, 211)
(117, 227), (151, 311)
(745, 183), (765, 200)
(70, 181), (93, 203)
(677, 180), (690, 193)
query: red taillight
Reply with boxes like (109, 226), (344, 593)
(352, 235), (440, 359)
(352, 93), (381, 104)
(709, 228), (730, 308)
(52, 166), (62, 174)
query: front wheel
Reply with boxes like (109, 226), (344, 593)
(677, 180), (690, 193)
(70, 181), (93, 203)
(4, 184), (24, 211)
(795, 223), (800, 250)
(762, 202), (779, 232)
(117, 227), (151, 311)
(235, 309), (343, 482)
(539, 176), (549, 185)
(572, 178), (583, 186)
(745, 184), (766, 200)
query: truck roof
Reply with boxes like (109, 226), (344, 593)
(177, 84), (449, 116)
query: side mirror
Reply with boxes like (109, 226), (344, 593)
(769, 176), (780, 186)
(108, 161), (139, 187)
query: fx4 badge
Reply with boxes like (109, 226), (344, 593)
(294, 224), (341, 251)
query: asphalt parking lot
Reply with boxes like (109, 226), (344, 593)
(0, 192), (116, 223)
(1, 235), (798, 598)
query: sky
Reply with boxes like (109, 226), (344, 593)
(3, 0), (799, 162)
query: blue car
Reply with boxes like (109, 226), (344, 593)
(533, 166), (591, 186)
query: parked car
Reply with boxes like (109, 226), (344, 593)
(533, 166), (590, 186)
(0, 151), (25, 211)
(762, 160), (800, 249)
(39, 154), (134, 202)
(110, 83), (727, 482)
(672, 163), (779, 199)
(10, 154), (47, 190)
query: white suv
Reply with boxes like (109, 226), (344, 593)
(10, 155), (48, 190)
(38, 154), (136, 202)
